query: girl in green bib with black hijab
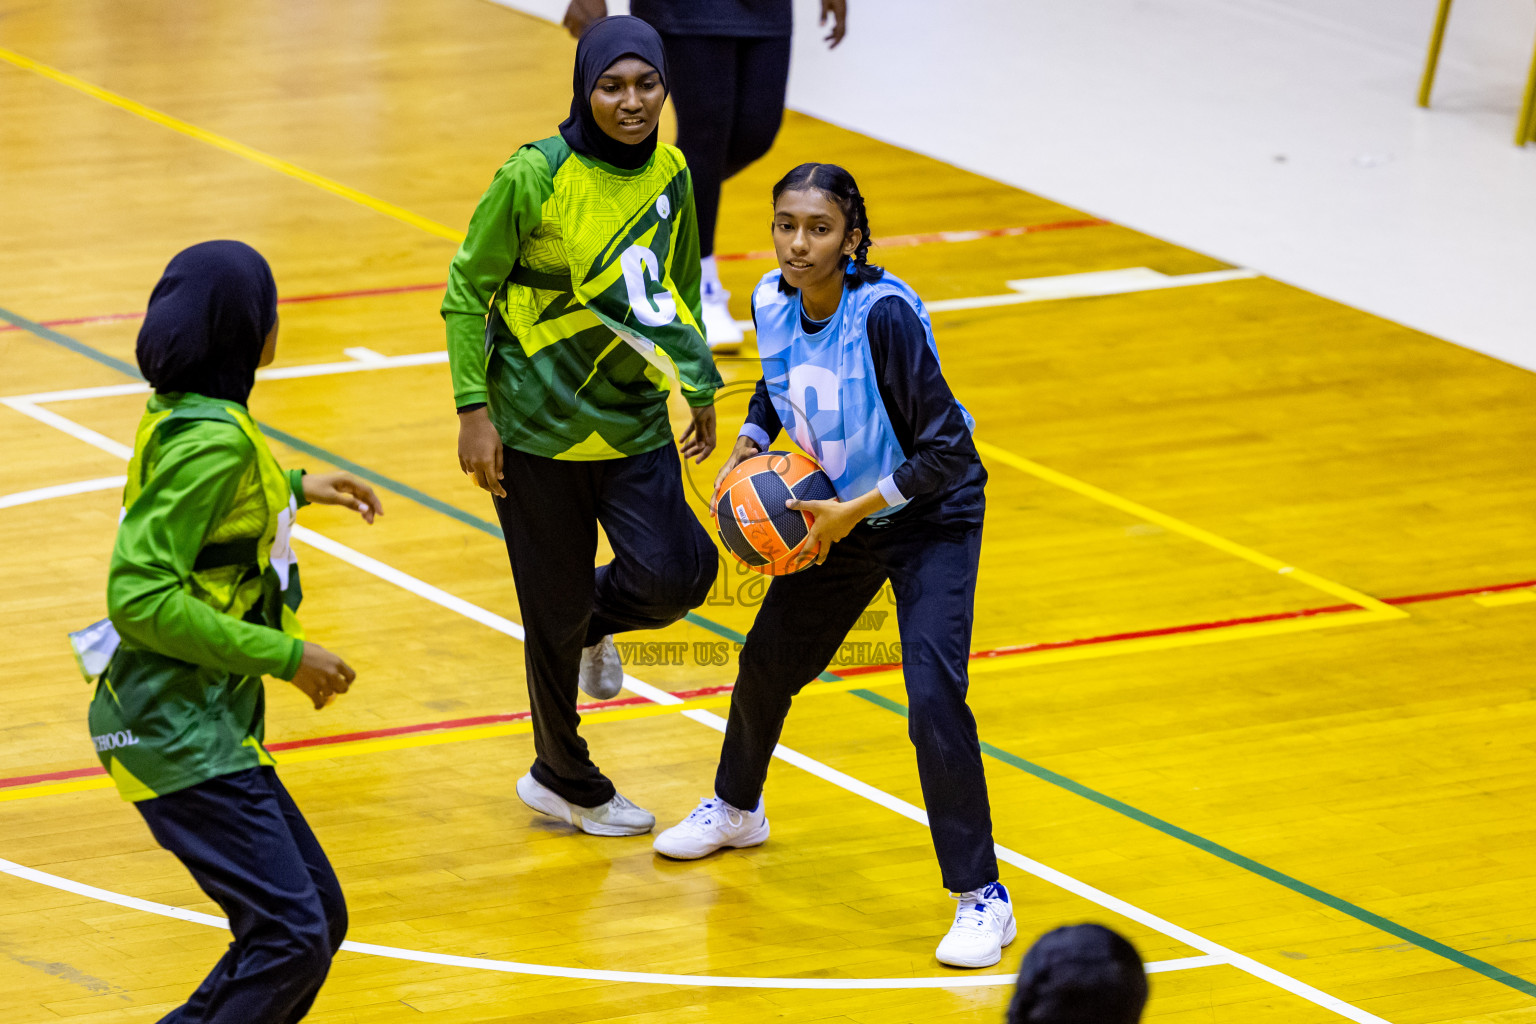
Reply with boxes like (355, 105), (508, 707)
(95, 240), (382, 1023)
(443, 16), (722, 838)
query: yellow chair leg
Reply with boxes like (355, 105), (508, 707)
(1519, 33), (1536, 145)
(1418, 0), (1455, 107)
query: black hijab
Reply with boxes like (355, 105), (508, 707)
(558, 15), (668, 171)
(1007, 925), (1149, 1024)
(135, 240), (277, 407)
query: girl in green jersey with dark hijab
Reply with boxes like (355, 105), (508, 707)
(93, 240), (382, 1023)
(443, 17), (722, 837)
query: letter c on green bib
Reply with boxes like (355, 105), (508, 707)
(620, 243), (677, 327)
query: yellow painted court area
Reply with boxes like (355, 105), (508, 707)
(2, 3), (1535, 1024)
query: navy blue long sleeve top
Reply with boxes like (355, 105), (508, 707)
(742, 294), (986, 525)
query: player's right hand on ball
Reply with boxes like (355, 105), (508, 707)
(713, 437), (762, 502)
(458, 406), (506, 498)
(290, 642), (355, 710)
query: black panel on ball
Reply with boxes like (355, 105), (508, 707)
(791, 471), (836, 503)
(752, 471), (807, 548)
(717, 484), (769, 566)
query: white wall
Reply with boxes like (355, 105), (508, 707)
(497, 0), (1536, 371)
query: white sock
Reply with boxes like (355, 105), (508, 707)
(700, 254), (722, 296)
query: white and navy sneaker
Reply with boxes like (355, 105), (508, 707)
(935, 881), (1016, 968)
(578, 635), (624, 701)
(653, 796), (769, 859)
(515, 773), (655, 836)
(700, 258), (744, 353)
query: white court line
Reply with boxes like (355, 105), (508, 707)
(729, 266), (1261, 329)
(6, 409), (1392, 1020)
(4, 268), (1256, 406)
(0, 475), (125, 510)
(257, 350), (446, 381)
(9, 381), (151, 404)
(291, 526), (525, 640)
(0, 855), (1214, 988)
(2, 351), (448, 405)
(1, 399), (134, 458)
(929, 267), (1259, 312)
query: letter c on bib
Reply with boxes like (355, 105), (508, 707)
(785, 363), (846, 478)
(620, 244), (677, 327)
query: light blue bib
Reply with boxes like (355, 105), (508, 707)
(752, 269), (973, 513)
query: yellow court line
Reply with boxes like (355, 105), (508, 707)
(972, 439), (1407, 619)
(0, 46), (465, 244)
(0, 777), (113, 802)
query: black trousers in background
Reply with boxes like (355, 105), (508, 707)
(659, 32), (793, 257)
(136, 766), (347, 1024)
(714, 518), (1000, 894)
(493, 442), (718, 807)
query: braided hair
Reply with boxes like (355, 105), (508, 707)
(770, 162), (884, 289)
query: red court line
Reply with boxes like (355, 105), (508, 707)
(0, 218), (1112, 334)
(5, 575), (1529, 793)
(838, 579), (1535, 678)
(0, 283), (452, 335)
(1380, 579), (1536, 605)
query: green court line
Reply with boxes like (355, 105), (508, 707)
(851, 687), (1536, 998)
(0, 303), (745, 643)
(10, 302), (1531, 1000)
(1, 307), (142, 377)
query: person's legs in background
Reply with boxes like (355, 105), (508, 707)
(661, 32), (792, 351)
(723, 36), (792, 180)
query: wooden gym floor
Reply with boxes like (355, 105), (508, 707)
(2, 2), (1534, 1022)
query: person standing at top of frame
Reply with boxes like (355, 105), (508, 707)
(443, 17), (723, 838)
(562, 0), (850, 352)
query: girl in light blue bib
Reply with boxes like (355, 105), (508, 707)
(654, 163), (1011, 971)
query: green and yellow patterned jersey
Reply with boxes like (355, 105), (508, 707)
(90, 393), (306, 801)
(442, 136), (723, 460)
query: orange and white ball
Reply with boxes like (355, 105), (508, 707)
(713, 451), (837, 575)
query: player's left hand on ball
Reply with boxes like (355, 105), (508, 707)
(788, 497), (858, 564)
(679, 404), (717, 463)
(302, 472), (383, 524)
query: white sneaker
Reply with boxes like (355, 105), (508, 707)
(935, 881), (1016, 968)
(701, 280), (744, 353)
(578, 635), (623, 700)
(515, 773), (655, 836)
(653, 796), (769, 859)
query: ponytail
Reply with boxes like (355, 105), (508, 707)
(771, 162), (884, 289)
